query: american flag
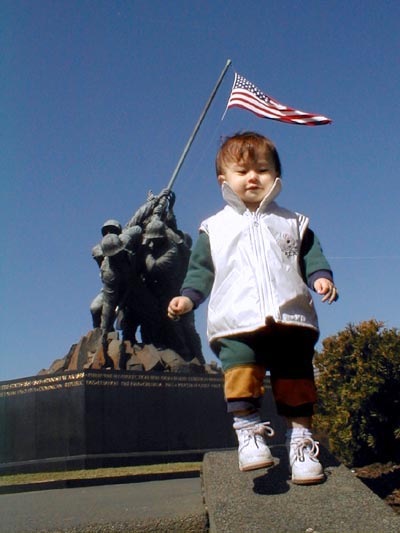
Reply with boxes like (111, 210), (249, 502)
(226, 73), (332, 126)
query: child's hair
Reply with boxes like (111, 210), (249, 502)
(215, 131), (282, 177)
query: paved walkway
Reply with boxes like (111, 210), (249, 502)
(0, 475), (207, 533)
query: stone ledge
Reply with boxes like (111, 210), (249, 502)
(202, 447), (400, 533)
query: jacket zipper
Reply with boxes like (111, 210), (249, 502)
(249, 212), (277, 320)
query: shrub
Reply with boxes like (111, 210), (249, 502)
(314, 319), (400, 466)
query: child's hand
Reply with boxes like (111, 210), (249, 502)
(167, 296), (194, 320)
(313, 278), (339, 304)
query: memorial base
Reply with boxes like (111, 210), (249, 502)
(0, 370), (286, 474)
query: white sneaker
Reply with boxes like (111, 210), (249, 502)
(288, 436), (325, 485)
(234, 421), (275, 472)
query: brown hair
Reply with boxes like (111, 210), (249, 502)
(215, 131), (282, 177)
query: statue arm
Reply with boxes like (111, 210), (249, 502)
(145, 245), (178, 275)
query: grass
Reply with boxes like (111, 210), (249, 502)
(0, 462), (202, 487)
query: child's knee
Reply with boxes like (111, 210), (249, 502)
(224, 364), (266, 400)
(271, 377), (317, 417)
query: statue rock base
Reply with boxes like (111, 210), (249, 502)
(38, 328), (216, 375)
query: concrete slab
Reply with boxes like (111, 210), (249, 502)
(202, 446), (400, 533)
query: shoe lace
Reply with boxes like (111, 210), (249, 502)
(292, 437), (320, 462)
(241, 421), (275, 447)
(256, 421), (275, 438)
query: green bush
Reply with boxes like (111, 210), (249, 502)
(314, 319), (400, 466)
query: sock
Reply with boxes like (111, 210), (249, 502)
(233, 411), (260, 430)
(285, 427), (313, 442)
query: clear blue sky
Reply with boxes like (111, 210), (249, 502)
(2, 1), (400, 381)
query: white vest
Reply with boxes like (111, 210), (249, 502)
(200, 179), (319, 343)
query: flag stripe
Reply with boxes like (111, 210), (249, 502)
(228, 97), (330, 125)
(226, 73), (332, 126)
(228, 91), (331, 123)
(228, 94), (323, 120)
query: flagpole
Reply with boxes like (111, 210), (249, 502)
(166, 59), (232, 191)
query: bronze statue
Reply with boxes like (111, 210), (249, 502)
(89, 189), (205, 370)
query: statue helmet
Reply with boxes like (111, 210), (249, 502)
(101, 233), (124, 256)
(101, 219), (122, 236)
(143, 218), (166, 240)
(119, 225), (142, 247)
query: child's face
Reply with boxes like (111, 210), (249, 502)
(218, 151), (279, 211)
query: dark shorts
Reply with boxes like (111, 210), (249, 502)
(212, 324), (319, 380)
(212, 324), (319, 416)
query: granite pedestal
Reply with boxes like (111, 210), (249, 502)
(0, 370), (286, 474)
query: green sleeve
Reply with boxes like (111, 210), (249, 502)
(300, 228), (332, 280)
(182, 231), (215, 298)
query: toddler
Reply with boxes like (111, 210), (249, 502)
(168, 131), (338, 484)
